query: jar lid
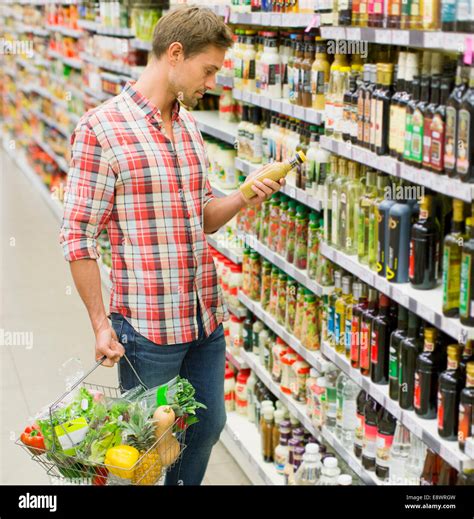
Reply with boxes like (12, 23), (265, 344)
(324, 457), (338, 468)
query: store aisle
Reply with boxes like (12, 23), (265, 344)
(0, 149), (250, 486)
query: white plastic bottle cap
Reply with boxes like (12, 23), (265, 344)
(263, 408), (275, 420)
(317, 377), (327, 388)
(261, 400), (274, 409)
(305, 443), (320, 455)
(337, 474), (353, 486)
(324, 457), (338, 468)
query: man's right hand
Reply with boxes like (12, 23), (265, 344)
(95, 324), (125, 367)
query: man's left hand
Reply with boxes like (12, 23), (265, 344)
(241, 174), (286, 207)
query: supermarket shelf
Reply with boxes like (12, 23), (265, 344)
(31, 109), (72, 137)
(17, 57), (39, 74)
(231, 85), (324, 125)
(226, 349), (248, 371)
(210, 5), (317, 28)
(83, 86), (114, 103)
(320, 136), (474, 203)
(211, 183), (233, 198)
(207, 233), (243, 264)
(320, 241), (474, 343)
(16, 23), (49, 37)
(2, 134), (113, 293)
(4, 67), (16, 77)
(79, 52), (140, 78)
(32, 136), (69, 174)
(47, 50), (83, 70)
(220, 411), (285, 485)
(239, 349), (381, 485)
(192, 110), (238, 146)
(77, 19), (135, 37)
(320, 341), (474, 472)
(228, 304), (247, 319)
(131, 39), (152, 51)
(30, 85), (80, 124)
(244, 233), (333, 296)
(45, 24), (83, 38)
(238, 290), (323, 370)
(320, 26), (472, 53)
(235, 157), (324, 212)
(215, 74), (233, 88)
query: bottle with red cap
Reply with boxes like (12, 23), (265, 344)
(280, 350), (298, 395)
(235, 369), (251, 416)
(224, 365), (236, 413)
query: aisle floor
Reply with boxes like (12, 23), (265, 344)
(0, 148), (250, 486)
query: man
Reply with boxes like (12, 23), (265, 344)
(59, 6), (284, 485)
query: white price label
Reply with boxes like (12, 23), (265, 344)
(242, 90), (251, 103)
(260, 96), (270, 109)
(352, 146), (367, 164)
(261, 13), (271, 26)
(286, 186), (296, 199)
(424, 31), (443, 49)
(306, 109), (322, 125)
(332, 27), (346, 40)
(271, 99), (282, 113)
(375, 29), (392, 44)
(294, 105), (305, 121)
(346, 28), (361, 41)
(392, 30), (409, 45)
(281, 101), (293, 117)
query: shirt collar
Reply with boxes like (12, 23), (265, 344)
(122, 80), (181, 124)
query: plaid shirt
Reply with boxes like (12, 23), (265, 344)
(60, 81), (229, 345)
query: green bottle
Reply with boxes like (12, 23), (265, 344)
(331, 157), (349, 249)
(259, 198), (271, 244)
(307, 211), (321, 279)
(295, 205), (309, 270)
(323, 155), (338, 244)
(268, 193), (281, 251)
(277, 195), (289, 257)
(358, 169), (378, 265)
(369, 174), (390, 272)
(286, 200), (297, 264)
(342, 161), (362, 255)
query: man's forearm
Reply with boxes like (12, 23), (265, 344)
(203, 190), (246, 234)
(69, 259), (109, 334)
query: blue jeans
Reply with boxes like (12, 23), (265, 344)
(110, 311), (227, 486)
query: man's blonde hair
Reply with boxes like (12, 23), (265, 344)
(152, 6), (234, 59)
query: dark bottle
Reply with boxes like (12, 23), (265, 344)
(387, 0), (402, 27)
(339, 0), (353, 25)
(243, 311), (254, 352)
(441, 0), (456, 31)
(350, 282), (368, 370)
(414, 328), (444, 419)
(403, 75), (421, 166)
(408, 194), (441, 290)
(360, 288), (379, 377)
(377, 197), (397, 278)
(386, 199), (414, 284)
(389, 305), (408, 401)
(398, 53), (418, 162)
(438, 345), (464, 441)
(369, 64), (382, 151)
(420, 449), (441, 485)
(445, 64), (468, 178)
(342, 74), (357, 143)
(438, 460), (459, 485)
(460, 204), (474, 326)
(460, 341), (474, 379)
(375, 63), (394, 156)
(375, 408), (397, 481)
(422, 75), (440, 170)
(410, 74), (431, 168)
(354, 389), (367, 459)
(456, 66), (474, 183)
(389, 54), (407, 158)
(371, 294), (395, 385)
(361, 395), (380, 471)
(442, 199), (467, 318)
(350, 71), (361, 144)
(399, 313), (423, 410)
(430, 76), (452, 173)
(457, 469), (474, 485)
(458, 361), (474, 451)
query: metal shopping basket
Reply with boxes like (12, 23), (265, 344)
(16, 355), (187, 485)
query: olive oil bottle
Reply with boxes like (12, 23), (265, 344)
(460, 204), (474, 326)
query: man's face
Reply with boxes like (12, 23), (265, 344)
(170, 45), (226, 108)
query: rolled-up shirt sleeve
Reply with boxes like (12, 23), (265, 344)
(59, 122), (115, 262)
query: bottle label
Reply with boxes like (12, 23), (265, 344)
(360, 322), (370, 370)
(414, 372), (421, 409)
(363, 423), (377, 458)
(422, 116), (433, 165)
(460, 253), (472, 318)
(387, 216), (400, 281)
(430, 114), (445, 171)
(376, 432), (394, 468)
(457, 109), (470, 176)
(370, 328), (379, 365)
(437, 390), (444, 430)
(411, 109), (424, 163)
(328, 304), (335, 340)
(444, 106), (457, 170)
(389, 346), (398, 379)
(404, 113), (413, 160)
(345, 315), (352, 355)
(342, 400), (358, 429)
(389, 105), (398, 152)
(397, 106), (406, 156)
(351, 316), (360, 364)
(335, 311), (342, 347)
(458, 402), (472, 446)
(355, 412), (365, 447)
(312, 70), (326, 97)
(408, 239), (415, 280)
(441, 0), (456, 22)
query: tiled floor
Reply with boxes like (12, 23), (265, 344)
(0, 149), (250, 486)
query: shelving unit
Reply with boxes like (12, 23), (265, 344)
(320, 136), (474, 203)
(239, 349), (382, 485)
(207, 233), (243, 264)
(320, 241), (474, 343)
(192, 110), (238, 146)
(226, 349), (248, 371)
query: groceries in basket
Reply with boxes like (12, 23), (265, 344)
(19, 372), (206, 485)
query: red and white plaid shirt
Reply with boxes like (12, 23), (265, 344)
(60, 81), (229, 345)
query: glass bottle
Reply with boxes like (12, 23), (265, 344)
(420, 448), (441, 485)
(404, 434), (427, 485)
(374, 63), (394, 156)
(399, 312), (423, 410)
(286, 200), (297, 265)
(335, 276), (352, 355)
(422, 75), (440, 170)
(328, 270), (342, 348)
(410, 74), (431, 167)
(325, 366), (339, 432)
(354, 389), (367, 458)
(460, 204), (474, 326)
(403, 74), (421, 165)
(370, 294), (395, 385)
(341, 378), (359, 448)
(311, 39), (330, 112)
(459, 361), (474, 451)
(351, 282), (368, 369)
(375, 408), (397, 481)
(369, 174), (390, 272)
(389, 306), (409, 401)
(438, 344), (463, 441)
(389, 422), (411, 485)
(386, 199), (414, 284)
(456, 66), (474, 183)
(430, 76), (453, 173)
(358, 169), (378, 265)
(361, 395), (380, 471)
(360, 288), (379, 377)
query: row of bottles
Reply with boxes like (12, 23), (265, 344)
(325, 267), (474, 446)
(334, 50), (474, 181)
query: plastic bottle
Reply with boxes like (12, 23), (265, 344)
(260, 33), (282, 99)
(246, 371), (257, 423)
(319, 457), (341, 485)
(337, 474), (353, 486)
(389, 422), (411, 485)
(294, 443), (322, 485)
(341, 378), (360, 448)
(311, 39), (330, 112)
(325, 366), (339, 432)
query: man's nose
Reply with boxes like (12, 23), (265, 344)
(205, 74), (217, 92)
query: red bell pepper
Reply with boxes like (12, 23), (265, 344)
(92, 467), (108, 486)
(21, 424), (45, 454)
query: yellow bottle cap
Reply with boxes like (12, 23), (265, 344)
(297, 150), (307, 163)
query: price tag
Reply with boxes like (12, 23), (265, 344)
(305, 13), (320, 32)
(286, 185), (296, 199)
(464, 36), (473, 65)
(260, 95), (270, 109)
(306, 108), (323, 125)
(352, 146), (367, 164)
(419, 305), (435, 325)
(293, 105), (305, 121)
(251, 13), (261, 25)
(346, 27), (361, 41)
(392, 30), (409, 45)
(424, 31), (443, 49)
(375, 29), (392, 44)
(242, 90), (251, 103)
(271, 99), (282, 113)
(261, 12), (271, 26)
(464, 438), (474, 459)
(280, 101), (293, 117)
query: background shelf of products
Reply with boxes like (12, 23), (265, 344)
(3, 0), (474, 486)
